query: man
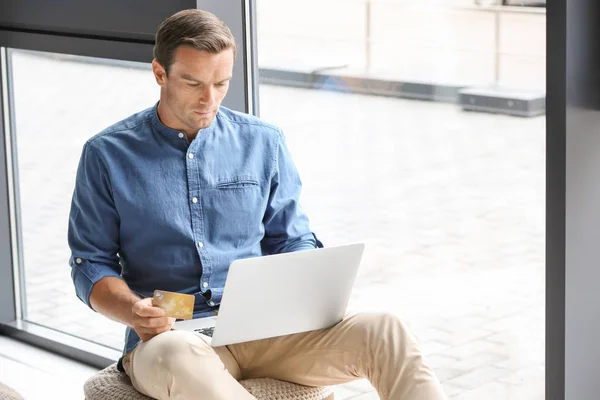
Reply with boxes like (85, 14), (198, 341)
(68, 9), (446, 400)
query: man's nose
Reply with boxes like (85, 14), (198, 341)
(199, 86), (214, 106)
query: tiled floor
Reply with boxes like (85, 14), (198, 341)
(8, 50), (545, 399)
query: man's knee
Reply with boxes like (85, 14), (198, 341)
(346, 312), (420, 349)
(140, 330), (214, 368)
(348, 311), (409, 331)
(129, 331), (252, 399)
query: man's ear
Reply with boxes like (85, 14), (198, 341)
(152, 60), (167, 86)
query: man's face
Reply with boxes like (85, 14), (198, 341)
(152, 46), (234, 135)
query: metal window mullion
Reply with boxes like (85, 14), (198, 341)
(1, 47), (26, 321)
(243, 0), (259, 116)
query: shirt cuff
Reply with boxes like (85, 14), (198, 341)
(281, 232), (321, 253)
(70, 256), (122, 309)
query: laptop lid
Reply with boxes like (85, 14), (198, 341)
(210, 243), (365, 347)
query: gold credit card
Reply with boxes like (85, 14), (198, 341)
(152, 290), (195, 320)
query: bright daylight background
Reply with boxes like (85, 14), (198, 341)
(8, 0), (545, 398)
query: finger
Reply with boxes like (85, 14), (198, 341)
(133, 299), (166, 318)
(137, 316), (171, 329)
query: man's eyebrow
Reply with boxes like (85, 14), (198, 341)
(180, 75), (233, 84)
(181, 74), (202, 83)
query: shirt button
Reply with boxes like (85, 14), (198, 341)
(208, 301), (215, 307)
(203, 282), (208, 288)
(75, 258), (82, 264)
(198, 242), (204, 248)
(192, 197), (198, 203)
(178, 132), (184, 138)
(188, 153), (194, 159)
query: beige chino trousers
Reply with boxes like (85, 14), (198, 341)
(122, 312), (446, 400)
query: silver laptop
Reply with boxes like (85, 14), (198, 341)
(173, 243), (365, 347)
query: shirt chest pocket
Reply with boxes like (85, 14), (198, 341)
(214, 176), (260, 190)
(204, 175), (266, 240)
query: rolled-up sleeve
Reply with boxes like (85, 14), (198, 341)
(261, 129), (323, 255)
(68, 140), (122, 309)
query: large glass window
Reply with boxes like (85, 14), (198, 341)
(257, 1), (545, 398)
(9, 49), (157, 350)
(4, 1), (546, 397)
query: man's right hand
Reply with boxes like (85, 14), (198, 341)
(131, 297), (176, 341)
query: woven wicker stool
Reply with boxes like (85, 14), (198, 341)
(84, 363), (334, 400)
(0, 382), (25, 400)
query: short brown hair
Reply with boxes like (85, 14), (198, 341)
(153, 9), (237, 75)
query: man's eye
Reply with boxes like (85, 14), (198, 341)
(187, 83), (199, 87)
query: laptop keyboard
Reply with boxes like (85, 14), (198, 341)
(194, 326), (215, 337)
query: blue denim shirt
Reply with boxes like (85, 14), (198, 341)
(67, 104), (321, 356)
